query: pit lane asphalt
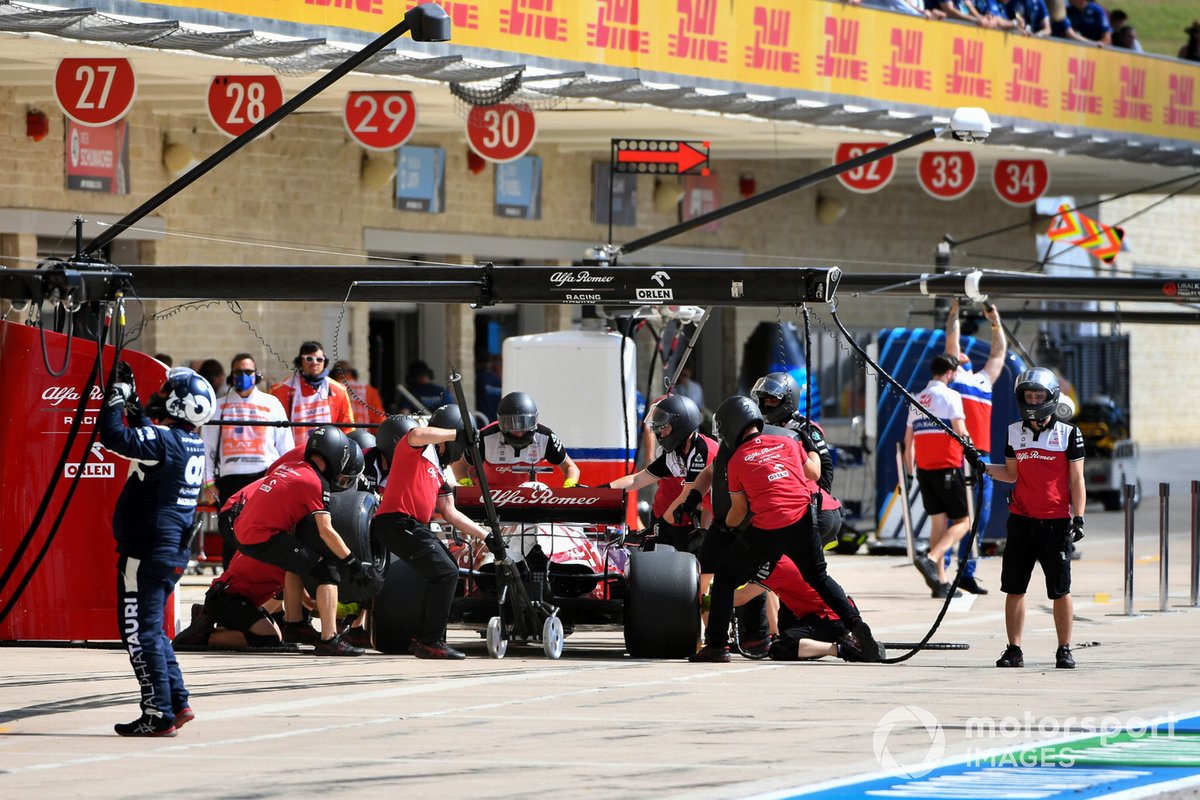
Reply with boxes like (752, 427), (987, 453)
(2, 447), (1199, 800)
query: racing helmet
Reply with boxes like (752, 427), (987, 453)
(713, 395), (763, 450)
(1014, 367), (1061, 422)
(646, 394), (701, 452)
(305, 425), (363, 491)
(346, 427), (376, 456)
(375, 414), (420, 463)
(146, 367), (216, 427)
(497, 391), (538, 447)
(429, 403), (467, 466)
(751, 372), (801, 425)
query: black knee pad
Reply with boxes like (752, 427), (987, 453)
(244, 630), (282, 648)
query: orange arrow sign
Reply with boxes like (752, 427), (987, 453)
(614, 140), (710, 175)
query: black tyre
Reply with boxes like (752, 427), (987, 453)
(299, 490), (383, 604)
(623, 548), (700, 659)
(371, 555), (427, 654)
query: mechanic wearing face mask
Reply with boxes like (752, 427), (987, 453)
(606, 394), (715, 553)
(450, 391), (580, 489)
(270, 340), (354, 449)
(981, 368), (1085, 670)
(373, 405), (504, 659)
(100, 366), (215, 736)
(202, 353), (294, 568)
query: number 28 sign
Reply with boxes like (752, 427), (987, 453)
(466, 103), (537, 163)
(834, 143), (896, 194)
(207, 76), (284, 138)
(54, 58), (137, 127)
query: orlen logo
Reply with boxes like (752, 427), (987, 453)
(767, 463), (790, 482)
(65, 462), (115, 478)
(43, 386), (104, 407)
(490, 488), (600, 506)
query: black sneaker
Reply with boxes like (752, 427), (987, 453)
(914, 556), (941, 591)
(410, 639), (467, 660)
(282, 621), (321, 646)
(839, 620), (883, 662)
(174, 706), (195, 729)
(739, 636), (773, 659)
(932, 583), (963, 599)
(172, 613), (214, 647)
(1056, 645), (1076, 669)
(958, 575), (989, 595)
(996, 644), (1024, 668)
(342, 626), (373, 650)
(313, 634), (365, 657)
(115, 714), (177, 737)
(688, 644), (731, 663)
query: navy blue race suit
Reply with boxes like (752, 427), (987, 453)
(100, 401), (206, 726)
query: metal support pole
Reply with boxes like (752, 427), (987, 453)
(1159, 482), (1170, 612)
(1191, 480), (1199, 607)
(1123, 482), (1135, 616)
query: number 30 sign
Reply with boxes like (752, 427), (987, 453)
(466, 103), (537, 163)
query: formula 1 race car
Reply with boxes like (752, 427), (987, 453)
(369, 483), (701, 659)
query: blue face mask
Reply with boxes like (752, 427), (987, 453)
(303, 368), (330, 386)
(232, 371), (256, 392)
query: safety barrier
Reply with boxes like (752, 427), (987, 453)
(1120, 481), (1200, 615)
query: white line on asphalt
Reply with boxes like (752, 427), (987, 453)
(4, 662), (780, 775)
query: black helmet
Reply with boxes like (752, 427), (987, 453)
(497, 391), (538, 448)
(751, 372), (800, 426)
(1014, 367), (1061, 422)
(346, 428), (376, 456)
(375, 415), (420, 463)
(429, 404), (466, 466)
(714, 395), (763, 450)
(305, 426), (363, 491)
(646, 394), (701, 452)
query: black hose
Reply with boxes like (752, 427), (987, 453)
(827, 301), (985, 664)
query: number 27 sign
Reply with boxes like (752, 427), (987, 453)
(54, 58), (137, 127)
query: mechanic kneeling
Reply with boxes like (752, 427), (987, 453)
(690, 396), (883, 664)
(174, 550), (287, 649)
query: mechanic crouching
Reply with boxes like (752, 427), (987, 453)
(100, 366), (216, 737)
(690, 396), (883, 664)
(373, 405), (503, 659)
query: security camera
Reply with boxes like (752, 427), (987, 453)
(948, 107), (992, 143)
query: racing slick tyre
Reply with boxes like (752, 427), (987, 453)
(623, 549), (701, 659)
(299, 490), (384, 604)
(370, 555), (427, 655)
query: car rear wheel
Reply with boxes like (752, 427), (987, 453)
(623, 548), (700, 659)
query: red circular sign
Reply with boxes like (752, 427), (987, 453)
(344, 91), (417, 151)
(992, 159), (1050, 207)
(834, 143), (895, 194)
(466, 103), (537, 163)
(916, 151), (977, 201)
(54, 58), (137, 127)
(207, 76), (284, 138)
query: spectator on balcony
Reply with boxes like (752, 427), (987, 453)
(1179, 21), (1200, 62)
(919, 0), (948, 19)
(1049, 0), (1093, 44)
(929, 0), (985, 25)
(1109, 10), (1143, 53)
(974, 0), (1016, 29)
(1007, 0), (1051, 36)
(1065, 0), (1111, 45)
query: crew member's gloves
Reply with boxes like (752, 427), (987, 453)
(105, 382), (134, 409)
(673, 489), (702, 524)
(1069, 516), (1085, 543)
(343, 554), (384, 594)
(484, 529), (507, 559)
(562, 477), (578, 489)
(457, 477), (474, 487)
(964, 446), (990, 477)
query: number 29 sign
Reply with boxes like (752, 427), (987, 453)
(54, 58), (137, 127)
(207, 76), (284, 138)
(344, 91), (417, 151)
